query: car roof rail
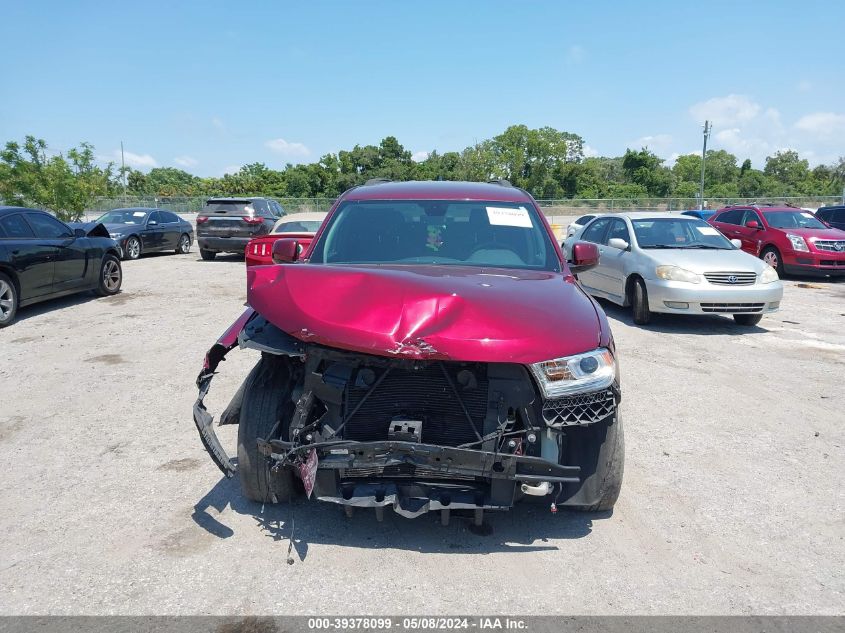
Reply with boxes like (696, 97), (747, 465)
(487, 178), (513, 186)
(364, 177), (392, 186)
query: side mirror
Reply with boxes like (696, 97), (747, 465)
(569, 241), (600, 273)
(272, 238), (300, 263)
(607, 238), (629, 251)
(73, 228), (86, 238)
(730, 239), (742, 248)
(745, 220), (760, 229)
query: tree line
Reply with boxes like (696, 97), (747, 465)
(2, 126), (843, 221)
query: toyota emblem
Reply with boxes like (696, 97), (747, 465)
(835, 242), (844, 252)
(727, 275), (737, 284)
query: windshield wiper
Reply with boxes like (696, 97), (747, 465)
(682, 244), (727, 249)
(642, 244), (680, 249)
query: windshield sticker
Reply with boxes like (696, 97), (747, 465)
(486, 206), (532, 228)
(133, 211), (146, 217)
(696, 226), (720, 236)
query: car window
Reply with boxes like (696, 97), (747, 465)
(605, 219), (630, 245)
(272, 220), (324, 234)
(148, 211), (161, 224)
(631, 218), (734, 249)
(575, 214), (595, 225)
(160, 211), (179, 223)
(831, 209), (845, 223)
(310, 200), (560, 272)
(98, 208), (150, 224)
(764, 211), (826, 229)
(715, 209), (745, 225)
(25, 212), (72, 238)
(203, 200), (254, 215)
(742, 210), (763, 226)
(0, 214), (35, 238)
(580, 218), (611, 243)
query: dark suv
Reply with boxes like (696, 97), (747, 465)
(196, 197), (284, 260)
(816, 206), (845, 232)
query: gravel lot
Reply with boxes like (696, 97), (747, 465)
(0, 245), (843, 615)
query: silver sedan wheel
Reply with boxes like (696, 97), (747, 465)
(126, 238), (141, 259)
(763, 251), (778, 268)
(178, 234), (191, 253)
(0, 279), (14, 322)
(103, 259), (121, 292)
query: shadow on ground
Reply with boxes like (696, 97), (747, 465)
(192, 468), (604, 561)
(9, 291), (101, 324)
(596, 298), (769, 335)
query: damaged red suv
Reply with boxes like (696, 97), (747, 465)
(193, 180), (622, 522)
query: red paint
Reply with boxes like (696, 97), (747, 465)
(246, 263), (602, 363)
(245, 234), (316, 267)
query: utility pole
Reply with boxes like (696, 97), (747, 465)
(699, 121), (711, 210)
(120, 141), (127, 203)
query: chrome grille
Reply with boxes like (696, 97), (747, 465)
(542, 388), (615, 427)
(700, 302), (764, 313)
(813, 240), (845, 253)
(704, 271), (757, 285)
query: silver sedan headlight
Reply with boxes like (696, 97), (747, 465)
(655, 265), (701, 284)
(529, 348), (616, 398)
(760, 265), (779, 284)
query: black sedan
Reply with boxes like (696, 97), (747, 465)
(95, 207), (194, 260)
(0, 206), (123, 327)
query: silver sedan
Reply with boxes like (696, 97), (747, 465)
(563, 212), (784, 326)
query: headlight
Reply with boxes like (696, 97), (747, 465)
(786, 234), (809, 252)
(530, 348), (616, 398)
(655, 265), (701, 284)
(760, 265), (779, 284)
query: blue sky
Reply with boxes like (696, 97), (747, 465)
(2, 0), (843, 176)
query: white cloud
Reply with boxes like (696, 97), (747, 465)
(211, 117), (225, 131)
(102, 149), (158, 170)
(221, 164), (241, 176)
(582, 144), (599, 158)
(797, 80), (813, 92)
(630, 134), (673, 152)
(264, 137), (310, 159)
(689, 94), (761, 126)
(565, 45), (585, 65)
(174, 155), (198, 168)
(411, 150), (430, 162)
(794, 112), (845, 137)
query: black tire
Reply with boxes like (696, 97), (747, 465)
(760, 246), (784, 277)
(200, 248), (217, 261)
(631, 277), (651, 325)
(734, 313), (763, 326)
(176, 233), (192, 254)
(0, 272), (19, 328)
(237, 355), (299, 503)
(124, 236), (141, 260)
(570, 416), (625, 512)
(95, 254), (122, 296)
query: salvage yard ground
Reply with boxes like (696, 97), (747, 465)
(0, 244), (843, 615)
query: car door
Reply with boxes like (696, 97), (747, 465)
(711, 209), (751, 253)
(736, 209), (764, 254)
(142, 211), (164, 251)
(573, 217), (612, 294)
(0, 212), (56, 300)
(594, 218), (631, 302)
(158, 211), (180, 249)
(24, 212), (89, 291)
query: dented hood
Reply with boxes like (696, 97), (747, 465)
(246, 264), (602, 364)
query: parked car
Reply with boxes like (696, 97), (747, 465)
(196, 197), (284, 260)
(0, 207), (122, 327)
(192, 180), (623, 521)
(563, 212), (783, 326)
(815, 205), (845, 232)
(566, 213), (598, 238)
(680, 209), (716, 222)
(95, 207), (194, 260)
(245, 212), (327, 267)
(709, 204), (845, 277)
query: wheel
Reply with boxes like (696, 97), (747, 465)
(237, 355), (299, 503)
(0, 273), (19, 328)
(570, 415), (625, 512)
(124, 236), (141, 260)
(176, 233), (191, 254)
(95, 254), (122, 296)
(760, 246), (784, 277)
(631, 277), (651, 325)
(734, 313), (763, 326)
(200, 248), (217, 261)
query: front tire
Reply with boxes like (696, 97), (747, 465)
(238, 355), (299, 503)
(176, 233), (191, 254)
(200, 248), (217, 261)
(631, 277), (652, 325)
(124, 236), (141, 260)
(734, 313), (763, 326)
(96, 255), (122, 296)
(0, 273), (19, 328)
(761, 246), (784, 277)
